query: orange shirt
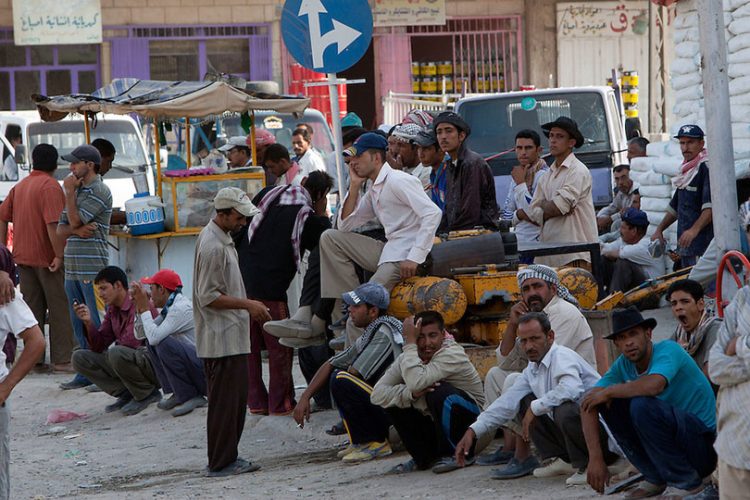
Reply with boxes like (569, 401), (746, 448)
(0, 171), (65, 267)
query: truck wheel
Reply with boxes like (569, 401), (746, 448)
(245, 81), (280, 95)
(625, 117), (642, 140)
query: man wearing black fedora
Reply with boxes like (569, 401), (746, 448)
(515, 116), (598, 269)
(580, 306), (717, 498)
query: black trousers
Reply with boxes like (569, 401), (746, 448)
(386, 383), (481, 469)
(298, 343), (333, 408)
(519, 395), (618, 470)
(601, 257), (649, 293)
(330, 370), (390, 444)
(299, 245), (335, 320)
(204, 355), (248, 471)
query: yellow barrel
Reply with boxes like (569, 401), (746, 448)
(437, 61), (453, 76)
(411, 62), (421, 76)
(420, 77), (437, 93)
(420, 62), (437, 77)
(389, 277), (468, 325)
(625, 108), (639, 118)
(622, 71), (639, 87)
(412, 78), (421, 93)
(622, 88), (639, 104)
(475, 77), (489, 92)
(557, 267), (599, 310)
(443, 77), (454, 92)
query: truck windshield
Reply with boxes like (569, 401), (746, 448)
(28, 120), (148, 180)
(459, 92), (611, 158)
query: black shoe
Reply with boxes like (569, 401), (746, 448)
(205, 458), (260, 478)
(121, 390), (162, 416)
(59, 377), (92, 390)
(325, 421), (347, 436)
(105, 392), (133, 413)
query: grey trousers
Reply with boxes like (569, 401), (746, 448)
(319, 230), (402, 299)
(0, 402), (8, 500)
(72, 346), (159, 401)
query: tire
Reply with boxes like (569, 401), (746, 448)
(245, 80), (280, 95)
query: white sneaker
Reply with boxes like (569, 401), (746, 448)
(263, 318), (314, 339)
(565, 469), (588, 486)
(532, 457), (576, 478)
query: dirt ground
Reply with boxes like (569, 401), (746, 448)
(10, 308), (677, 499)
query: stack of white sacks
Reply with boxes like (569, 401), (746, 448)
(628, 0), (750, 276)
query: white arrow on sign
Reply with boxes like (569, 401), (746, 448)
(298, 0), (362, 70)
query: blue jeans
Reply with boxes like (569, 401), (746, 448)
(600, 397), (717, 490)
(64, 279), (100, 385)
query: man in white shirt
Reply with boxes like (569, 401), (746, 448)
(218, 136), (254, 169)
(516, 117), (598, 268)
(479, 265), (596, 469)
(0, 293), (46, 499)
(502, 130), (549, 248)
(292, 128), (326, 177)
(132, 269), (206, 417)
(601, 208), (663, 293)
(455, 312), (619, 484)
(596, 164), (641, 237)
(319, 133), (442, 341)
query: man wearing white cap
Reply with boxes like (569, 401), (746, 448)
(219, 136), (254, 169)
(193, 187), (271, 477)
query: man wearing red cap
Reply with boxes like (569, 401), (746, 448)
(131, 269), (207, 417)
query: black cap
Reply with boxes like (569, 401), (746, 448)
(541, 116), (585, 148)
(605, 306), (657, 340)
(61, 144), (102, 166)
(433, 111), (471, 136)
(31, 143), (58, 171)
(414, 128), (438, 147)
(674, 124), (705, 139)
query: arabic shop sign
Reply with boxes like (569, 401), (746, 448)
(557, 2), (649, 37)
(372, 0), (446, 27)
(12, 0), (103, 45)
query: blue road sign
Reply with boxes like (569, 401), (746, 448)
(281, 0), (373, 74)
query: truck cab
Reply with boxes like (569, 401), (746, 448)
(454, 86), (628, 210)
(0, 111), (154, 209)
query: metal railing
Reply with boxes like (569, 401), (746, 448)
(382, 90), (462, 125)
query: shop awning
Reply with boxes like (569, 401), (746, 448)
(32, 78), (310, 121)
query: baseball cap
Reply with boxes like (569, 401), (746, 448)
(343, 132), (388, 157)
(141, 269), (182, 291)
(214, 187), (260, 217)
(621, 207), (649, 228)
(61, 144), (102, 166)
(674, 124), (705, 139)
(414, 128), (437, 147)
(219, 136), (251, 152)
(342, 282), (390, 310)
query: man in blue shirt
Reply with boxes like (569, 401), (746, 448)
(580, 307), (716, 498)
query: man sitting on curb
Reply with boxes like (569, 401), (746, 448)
(600, 208), (664, 294)
(71, 266), (161, 416)
(667, 279), (721, 381)
(293, 282), (403, 464)
(371, 311), (485, 474)
(581, 307), (717, 498)
(132, 269), (207, 417)
(479, 265), (596, 471)
(455, 312), (620, 485)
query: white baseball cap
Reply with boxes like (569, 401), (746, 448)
(218, 136), (251, 152)
(213, 187), (259, 217)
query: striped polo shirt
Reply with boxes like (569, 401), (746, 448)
(59, 175), (112, 281)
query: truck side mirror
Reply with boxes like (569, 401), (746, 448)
(14, 144), (28, 168)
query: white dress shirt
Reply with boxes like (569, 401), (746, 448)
(135, 293), (196, 346)
(471, 343), (601, 439)
(601, 236), (664, 279)
(338, 163), (442, 265)
(297, 149), (327, 177)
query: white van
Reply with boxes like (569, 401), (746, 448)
(0, 111), (154, 209)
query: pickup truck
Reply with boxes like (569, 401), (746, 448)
(454, 86), (629, 210)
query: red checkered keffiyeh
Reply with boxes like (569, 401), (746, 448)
(247, 185), (313, 270)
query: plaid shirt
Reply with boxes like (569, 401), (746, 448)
(709, 285), (750, 469)
(59, 176), (112, 280)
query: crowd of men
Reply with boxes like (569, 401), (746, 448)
(0, 108), (746, 500)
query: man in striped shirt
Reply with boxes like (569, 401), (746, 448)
(56, 145), (112, 390)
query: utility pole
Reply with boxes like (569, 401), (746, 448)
(697, 0), (740, 257)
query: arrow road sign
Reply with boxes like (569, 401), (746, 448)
(282, 0), (373, 74)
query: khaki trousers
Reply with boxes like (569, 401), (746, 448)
(319, 230), (402, 299)
(72, 346), (159, 401)
(483, 369), (522, 435)
(18, 265), (74, 365)
(719, 460), (750, 500)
